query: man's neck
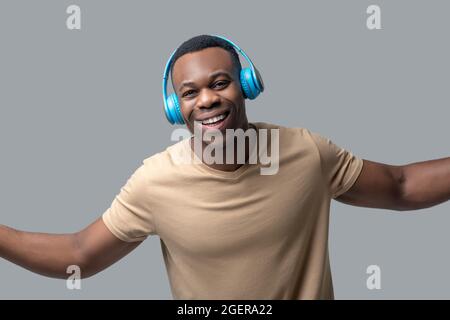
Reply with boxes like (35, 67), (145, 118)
(190, 123), (257, 172)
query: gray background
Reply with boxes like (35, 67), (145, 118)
(0, 0), (449, 299)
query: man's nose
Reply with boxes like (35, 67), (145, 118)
(196, 88), (220, 110)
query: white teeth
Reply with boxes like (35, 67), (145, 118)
(202, 113), (227, 125)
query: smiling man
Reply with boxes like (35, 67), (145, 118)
(174, 45), (254, 172)
(169, 38), (263, 173)
(0, 35), (450, 300)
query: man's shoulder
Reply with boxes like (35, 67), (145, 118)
(141, 138), (190, 172)
(253, 121), (314, 139)
(253, 121), (330, 158)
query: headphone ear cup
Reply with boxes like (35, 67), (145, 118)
(239, 69), (249, 99)
(165, 93), (185, 125)
(240, 68), (261, 100)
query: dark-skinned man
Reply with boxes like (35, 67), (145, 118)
(1, 35), (449, 299)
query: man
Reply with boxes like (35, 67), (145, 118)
(0, 35), (449, 299)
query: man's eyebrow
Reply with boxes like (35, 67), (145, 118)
(178, 70), (232, 92)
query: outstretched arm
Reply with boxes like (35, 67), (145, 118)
(335, 158), (450, 211)
(401, 157), (450, 210)
(0, 218), (141, 279)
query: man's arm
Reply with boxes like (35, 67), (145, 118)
(335, 158), (450, 211)
(401, 157), (450, 210)
(0, 218), (141, 279)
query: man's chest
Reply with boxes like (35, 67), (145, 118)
(153, 158), (326, 257)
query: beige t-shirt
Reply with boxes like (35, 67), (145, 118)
(102, 121), (363, 299)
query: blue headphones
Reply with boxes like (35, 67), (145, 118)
(162, 35), (264, 125)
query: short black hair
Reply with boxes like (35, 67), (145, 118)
(169, 35), (242, 83)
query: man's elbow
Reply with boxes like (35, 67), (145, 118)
(396, 177), (425, 211)
(71, 233), (102, 280)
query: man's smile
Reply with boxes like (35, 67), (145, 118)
(192, 107), (234, 132)
(197, 110), (231, 130)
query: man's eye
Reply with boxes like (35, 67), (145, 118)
(213, 80), (229, 88)
(182, 90), (195, 97)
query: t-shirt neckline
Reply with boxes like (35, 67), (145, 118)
(183, 122), (261, 179)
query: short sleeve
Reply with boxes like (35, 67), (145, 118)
(102, 163), (157, 242)
(310, 131), (364, 199)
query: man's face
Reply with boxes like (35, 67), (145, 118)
(171, 47), (248, 139)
